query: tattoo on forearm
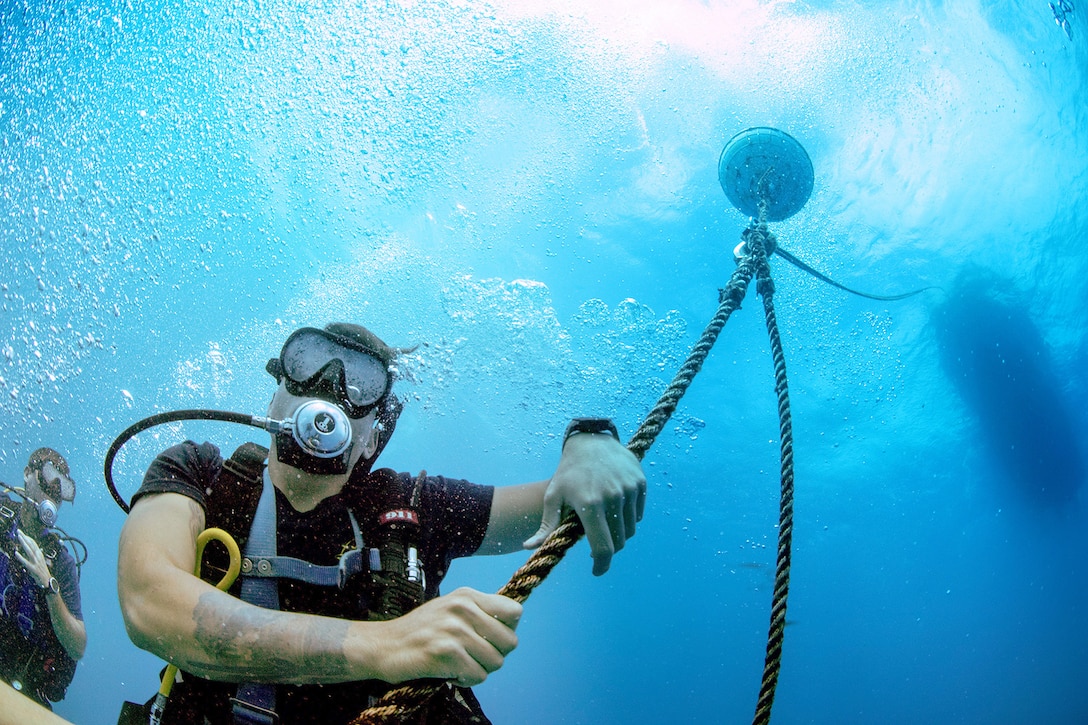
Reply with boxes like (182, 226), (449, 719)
(190, 591), (351, 682)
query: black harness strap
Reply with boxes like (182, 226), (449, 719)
(213, 443), (268, 550)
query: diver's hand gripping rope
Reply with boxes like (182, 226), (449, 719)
(350, 218), (795, 725)
(149, 528), (241, 725)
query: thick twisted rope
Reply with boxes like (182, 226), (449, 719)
(747, 224), (796, 725)
(353, 221), (795, 725)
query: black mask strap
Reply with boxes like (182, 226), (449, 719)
(356, 396), (403, 476)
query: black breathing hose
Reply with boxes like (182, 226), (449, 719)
(104, 409), (262, 514)
(774, 247), (936, 301)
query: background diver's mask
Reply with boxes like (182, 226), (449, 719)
(266, 327), (395, 475)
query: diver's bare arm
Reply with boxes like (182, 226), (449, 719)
(477, 480), (548, 555)
(43, 587), (86, 660)
(117, 492), (521, 686)
(14, 530), (87, 660)
(0, 679), (74, 724)
(118, 492), (374, 683)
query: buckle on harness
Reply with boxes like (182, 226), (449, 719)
(0, 506), (13, 520)
(230, 696), (280, 725)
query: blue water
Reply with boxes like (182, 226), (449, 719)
(2, 0), (1087, 723)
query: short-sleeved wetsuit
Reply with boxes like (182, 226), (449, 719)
(131, 440), (494, 725)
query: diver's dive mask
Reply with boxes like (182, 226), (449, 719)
(264, 327), (395, 474)
(266, 327), (391, 418)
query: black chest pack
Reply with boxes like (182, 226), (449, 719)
(203, 443), (428, 724)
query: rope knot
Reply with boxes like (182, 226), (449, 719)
(742, 224), (777, 256)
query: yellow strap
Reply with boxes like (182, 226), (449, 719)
(158, 527), (241, 698)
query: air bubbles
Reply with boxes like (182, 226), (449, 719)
(673, 415), (706, 440)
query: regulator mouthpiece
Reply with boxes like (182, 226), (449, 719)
(0, 483), (61, 527)
(256, 400), (354, 475)
(258, 395), (401, 478)
(37, 499), (58, 528)
(280, 399), (353, 458)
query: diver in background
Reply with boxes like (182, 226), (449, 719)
(0, 447), (85, 710)
(117, 322), (645, 724)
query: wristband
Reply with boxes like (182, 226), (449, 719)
(562, 417), (620, 449)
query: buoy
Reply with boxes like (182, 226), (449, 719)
(718, 127), (814, 221)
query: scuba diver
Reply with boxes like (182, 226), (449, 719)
(116, 322), (645, 725)
(0, 447), (85, 710)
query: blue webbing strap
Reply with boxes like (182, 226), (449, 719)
(240, 547), (365, 588)
(230, 479), (369, 725)
(232, 471), (280, 725)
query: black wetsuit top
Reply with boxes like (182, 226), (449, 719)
(132, 440), (494, 725)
